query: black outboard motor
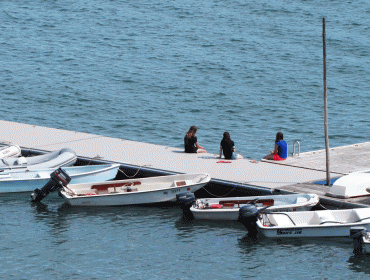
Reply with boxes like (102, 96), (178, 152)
(350, 227), (367, 255)
(31, 168), (71, 203)
(176, 192), (196, 210)
(238, 204), (260, 237)
(176, 192), (196, 220)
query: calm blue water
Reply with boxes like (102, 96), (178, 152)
(1, 0), (370, 278)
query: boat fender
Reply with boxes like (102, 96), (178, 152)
(238, 204), (259, 237)
(176, 192), (196, 210)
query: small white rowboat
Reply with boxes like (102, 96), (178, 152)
(190, 193), (320, 221)
(60, 173), (211, 206)
(256, 208), (370, 238)
(326, 170), (370, 199)
(0, 148), (77, 170)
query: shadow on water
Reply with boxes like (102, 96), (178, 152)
(174, 209), (247, 241)
(29, 195), (188, 246)
(30, 193), (187, 225)
(348, 252), (370, 274)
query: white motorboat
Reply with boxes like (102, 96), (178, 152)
(253, 208), (370, 238)
(0, 148), (77, 170)
(0, 163), (120, 193)
(0, 145), (21, 159)
(59, 173), (211, 206)
(189, 193), (320, 221)
(326, 170), (370, 198)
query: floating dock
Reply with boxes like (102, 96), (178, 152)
(1, 120), (369, 208)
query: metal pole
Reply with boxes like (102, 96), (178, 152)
(323, 17), (331, 186)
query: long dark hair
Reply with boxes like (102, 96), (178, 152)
(222, 132), (231, 141)
(186, 126), (197, 138)
(275, 132), (284, 143)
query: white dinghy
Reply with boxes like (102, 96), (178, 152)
(326, 170), (370, 199)
(0, 148), (77, 171)
(189, 194), (320, 221)
(59, 173), (211, 206)
(252, 208), (370, 238)
(0, 145), (21, 159)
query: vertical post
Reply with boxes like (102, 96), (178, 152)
(322, 17), (331, 186)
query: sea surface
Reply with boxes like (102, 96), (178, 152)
(1, 0), (370, 279)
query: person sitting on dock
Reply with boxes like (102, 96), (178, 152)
(263, 131), (287, 161)
(219, 132), (242, 159)
(184, 126), (206, 153)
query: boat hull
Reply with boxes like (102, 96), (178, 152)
(190, 194), (319, 221)
(0, 148), (77, 171)
(0, 164), (120, 193)
(256, 208), (370, 238)
(326, 170), (370, 198)
(60, 174), (211, 206)
(258, 223), (370, 238)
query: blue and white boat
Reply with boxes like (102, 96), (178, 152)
(0, 163), (120, 193)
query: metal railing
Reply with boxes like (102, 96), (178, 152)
(292, 141), (300, 157)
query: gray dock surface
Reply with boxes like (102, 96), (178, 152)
(1, 120), (370, 208)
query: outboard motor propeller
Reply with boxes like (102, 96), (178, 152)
(238, 204), (260, 237)
(31, 168), (71, 203)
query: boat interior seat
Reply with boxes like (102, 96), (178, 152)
(287, 211), (316, 225)
(313, 211), (336, 224)
(220, 199), (274, 207)
(123, 187), (138, 192)
(295, 196), (308, 204)
(91, 181), (141, 192)
(354, 209), (370, 222)
(331, 210), (358, 223)
(268, 214), (295, 227)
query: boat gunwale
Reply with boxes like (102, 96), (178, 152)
(62, 174), (210, 200)
(0, 163), (120, 182)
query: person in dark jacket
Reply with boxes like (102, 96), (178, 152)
(184, 126), (206, 153)
(219, 132), (236, 159)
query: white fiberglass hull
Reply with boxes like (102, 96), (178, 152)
(0, 148), (77, 171)
(256, 208), (370, 238)
(60, 173), (211, 206)
(190, 194), (319, 221)
(0, 164), (120, 193)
